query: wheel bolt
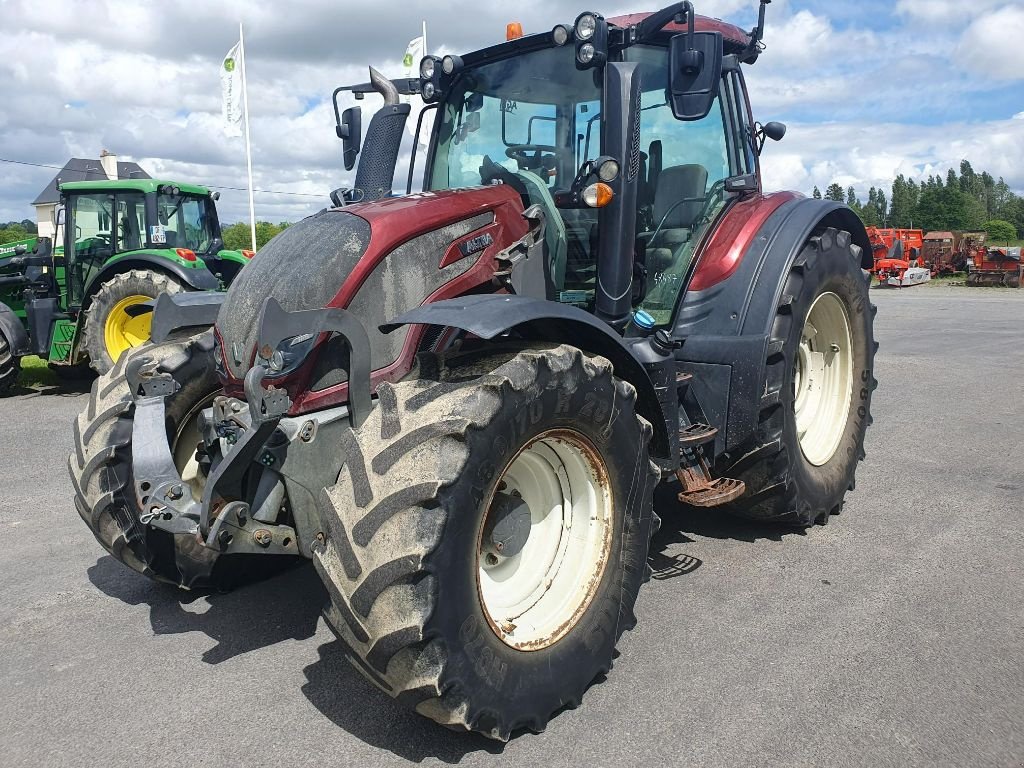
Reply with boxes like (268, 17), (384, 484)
(485, 553), (499, 566)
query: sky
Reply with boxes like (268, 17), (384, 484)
(0, 0), (1022, 226)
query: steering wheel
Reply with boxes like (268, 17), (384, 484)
(505, 144), (558, 172)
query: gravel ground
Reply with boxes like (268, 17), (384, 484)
(1, 285), (1021, 768)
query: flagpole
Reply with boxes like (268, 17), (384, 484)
(239, 22), (257, 252)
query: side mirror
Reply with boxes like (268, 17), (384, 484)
(338, 106), (362, 171)
(54, 206), (66, 227)
(668, 31), (723, 121)
(754, 121), (787, 155)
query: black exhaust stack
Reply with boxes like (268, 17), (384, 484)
(351, 67), (411, 202)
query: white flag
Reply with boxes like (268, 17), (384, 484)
(221, 41), (243, 138)
(403, 36), (424, 79)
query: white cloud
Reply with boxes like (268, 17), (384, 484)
(761, 116), (1024, 197)
(957, 5), (1024, 80)
(895, 0), (1009, 24)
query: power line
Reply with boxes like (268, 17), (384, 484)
(0, 157), (326, 199)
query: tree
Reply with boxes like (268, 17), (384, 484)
(221, 221), (289, 251)
(984, 219), (1018, 243)
(825, 183), (845, 202)
(812, 186), (822, 200)
(846, 186), (859, 208)
(0, 224), (30, 245)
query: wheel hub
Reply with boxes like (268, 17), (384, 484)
(477, 430), (613, 651)
(793, 292), (854, 466)
(104, 294), (154, 362)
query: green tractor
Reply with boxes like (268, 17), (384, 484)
(0, 179), (252, 391)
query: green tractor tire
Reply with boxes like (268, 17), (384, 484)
(80, 269), (185, 375)
(0, 330), (21, 394)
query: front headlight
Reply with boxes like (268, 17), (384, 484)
(265, 333), (317, 377)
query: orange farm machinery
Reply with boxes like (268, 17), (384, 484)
(866, 227), (924, 283)
(967, 246), (1022, 287)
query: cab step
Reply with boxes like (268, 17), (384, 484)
(676, 474), (746, 507)
(679, 422), (718, 447)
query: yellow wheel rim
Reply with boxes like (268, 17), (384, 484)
(104, 295), (153, 362)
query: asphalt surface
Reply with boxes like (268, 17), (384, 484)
(1, 285), (1022, 768)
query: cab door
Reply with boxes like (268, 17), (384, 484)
(66, 192), (115, 308)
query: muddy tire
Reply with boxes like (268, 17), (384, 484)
(724, 228), (877, 526)
(314, 345), (660, 740)
(0, 330), (20, 394)
(81, 269), (185, 375)
(69, 331), (240, 588)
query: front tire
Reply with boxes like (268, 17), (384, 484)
(81, 269), (185, 375)
(724, 227), (877, 525)
(314, 345), (659, 740)
(70, 331), (231, 588)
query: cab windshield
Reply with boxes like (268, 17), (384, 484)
(429, 44), (603, 302)
(156, 193), (219, 252)
(428, 42), (739, 322)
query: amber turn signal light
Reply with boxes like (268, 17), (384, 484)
(582, 182), (614, 208)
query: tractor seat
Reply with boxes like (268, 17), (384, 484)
(516, 170), (568, 295)
(651, 164), (709, 246)
(645, 164), (709, 273)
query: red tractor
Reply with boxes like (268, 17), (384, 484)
(70, 2), (875, 740)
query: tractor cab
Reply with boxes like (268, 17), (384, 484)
(334, 5), (781, 329)
(56, 180), (242, 309)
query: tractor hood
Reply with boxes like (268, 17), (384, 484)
(214, 185), (528, 392)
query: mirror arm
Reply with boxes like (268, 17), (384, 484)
(637, 1), (694, 43)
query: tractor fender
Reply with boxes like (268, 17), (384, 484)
(674, 198), (871, 455)
(0, 301), (30, 357)
(382, 294), (671, 459)
(82, 255), (220, 306)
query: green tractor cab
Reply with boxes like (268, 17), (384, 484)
(0, 179), (252, 390)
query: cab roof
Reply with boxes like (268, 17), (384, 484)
(59, 179), (211, 196)
(608, 11), (752, 51)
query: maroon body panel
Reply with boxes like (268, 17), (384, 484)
(289, 185), (528, 415)
(689, 192), (801, 291)
(608, 12), (752, 48)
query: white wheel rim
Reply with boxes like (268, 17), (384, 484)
(794, 292), (854, 466)
(171, 395), (217, 501)
(477, 430), (613, 651)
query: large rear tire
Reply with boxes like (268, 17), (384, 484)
(81, 269), (185, 375)
(314, 345), (660, 740)
(69, 331), (248, 589)
(0, 330), (20, 394)
(723, 228), (877, 526)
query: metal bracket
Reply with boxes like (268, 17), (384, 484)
(150, 291), (226, 343)
(205, 501), (300, 555)
(125, 356), (180, 399)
